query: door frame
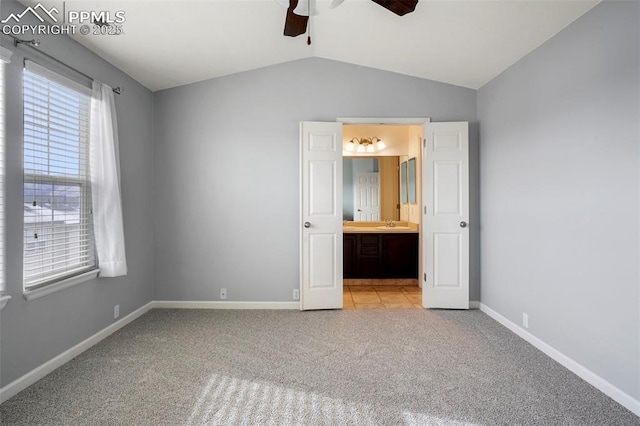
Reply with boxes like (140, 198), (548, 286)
(302, 117), (474, 310)
(337, 117), (431, 299)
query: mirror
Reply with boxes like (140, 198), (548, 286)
(400, 161), (407, 204)
(408, 157), (416, 203)
(343, 157), (400, 221)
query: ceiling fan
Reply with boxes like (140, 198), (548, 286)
(279, 0), (418, 41)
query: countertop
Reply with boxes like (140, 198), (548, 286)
(343, 223), (418, 234)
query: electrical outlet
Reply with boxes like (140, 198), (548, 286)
(220, 288), (227, 300)
(522, 312), (529, 328)
(114, 304), (120, 319)
(293, 289), (300, 300)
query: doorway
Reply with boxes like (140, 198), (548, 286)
(342, 122), (423, 309)
(300, 119), (470, 311)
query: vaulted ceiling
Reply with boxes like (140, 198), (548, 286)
(18, 0), (599, 91)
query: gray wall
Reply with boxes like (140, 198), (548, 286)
(0, 1), (154, 387)
(478, 2), (639, 400)
(153, 58), (479, 301)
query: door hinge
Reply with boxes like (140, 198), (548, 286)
(423, 206), (427, 215)
(423, 138), (426, 148)
(423, 272), (426, 282)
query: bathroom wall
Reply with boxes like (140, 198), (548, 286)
(378, 157), (399, 221)
(400, 126), (422, 225)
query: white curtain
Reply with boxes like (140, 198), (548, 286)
(90, 81), (127, 277)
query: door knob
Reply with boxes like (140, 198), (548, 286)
(459, 221), (467, 228)
(357, 209), (362, 212)
(304, 222), (311, 228)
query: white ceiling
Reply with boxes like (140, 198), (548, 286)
(19, 0), (599, 92)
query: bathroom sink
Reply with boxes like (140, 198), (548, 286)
(375, 226), (412, 230)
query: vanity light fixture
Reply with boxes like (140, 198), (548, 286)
(345, 137), (386, 153)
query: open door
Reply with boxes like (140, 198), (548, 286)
(300, 122), (343, 310)
(423, 122), (470, 309)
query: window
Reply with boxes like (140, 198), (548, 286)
(23, 61), (96, 290)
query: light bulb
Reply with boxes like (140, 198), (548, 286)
(376, 140), (386, 150)
(366, 145), (375, 153)
(346, 141), (355, 151)
(357, 145), (365, 153)
(293, 0), (318, 16)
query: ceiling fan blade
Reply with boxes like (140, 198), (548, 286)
(284, 0), (309, 37)
(370, 0), (418, 16)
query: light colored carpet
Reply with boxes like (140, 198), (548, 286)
(1, 309), (638, 425)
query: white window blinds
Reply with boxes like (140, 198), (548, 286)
(23, 61), (96, 289)
(0, 46), (12, 295)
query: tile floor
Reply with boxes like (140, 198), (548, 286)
(343, 279), (422, 309)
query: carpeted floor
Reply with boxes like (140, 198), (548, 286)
(1, 309), (638, 425)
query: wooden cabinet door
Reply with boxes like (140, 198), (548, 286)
(344, 233), (418, 279)
(359, 234), (382, 277)
(343, 234), (357, 278)
(382, 234), (418, 278)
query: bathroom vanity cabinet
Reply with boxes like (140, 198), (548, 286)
(343, 232), (418, 279)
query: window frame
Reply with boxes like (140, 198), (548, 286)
(22, 60), (98, 296)
(0, 46), (11, 309)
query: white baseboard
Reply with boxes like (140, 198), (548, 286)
(152, 300), (300, 310)
(0, 302), (154, 404)
(479, 303), (640, 417)
(0, 300), (299, 403)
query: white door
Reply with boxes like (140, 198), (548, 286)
(355, 172), (380, 221)
(300, 121), (343, 310)
(423, 122), (469, 309)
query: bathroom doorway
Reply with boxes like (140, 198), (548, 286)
(341, 123), (423, 309)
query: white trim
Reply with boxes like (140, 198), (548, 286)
(152, 301), (300, 310)
(23, 269), (100, 301)
(337, 117), (431, 125)
(0, 294), (11, 310)
(0, 46), (12, 63)
(479, 303), (640, 417)
(0, 301), (153, 404)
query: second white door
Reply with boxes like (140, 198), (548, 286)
(423, 121), (470, 309)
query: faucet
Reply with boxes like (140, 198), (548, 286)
(386, 220), (396, 228)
